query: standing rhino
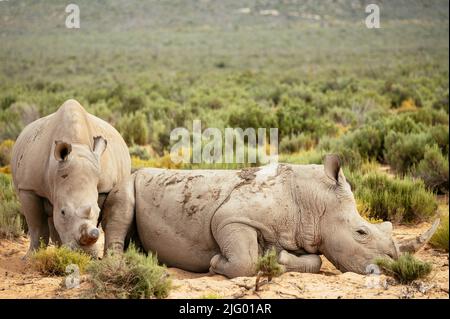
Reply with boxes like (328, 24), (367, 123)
(11, 99), (131, 257)
(102, 155), (439, 277)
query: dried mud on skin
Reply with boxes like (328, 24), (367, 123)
(0, 223), (448, 299)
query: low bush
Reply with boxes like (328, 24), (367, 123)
(255, 247), (283, 291)
(430, 214), (449, 252)
(347, 171), (437, 224)
(327, 106), (357, 127)
(279, 134), (315, 154)
(429, 124), (449, 155)
(278, 149), (325, 165)
(375, 253), (432, 284)
(117, 112), (149, 145)
(0, 173), (24, 239)
(412, 144), (449, 193)
(0, 103), (40, 140)
(384, 132), (429, 175)
(0, 139), (14, 166)
(319, 112), (444, 172)
(129, 145), (151, 160)
(321, 125), (383, 163)
(87, 244), (171, 299)
(32, 246), (91, 276)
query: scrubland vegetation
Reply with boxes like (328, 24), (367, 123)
(255, 247), (284, 291)
(0, 0), (448, 234)
(0, 172), (24, 239)
(32, 245), (91, 276)
(375, 253), (433, 284)
(0, 0), (448, 291)
(29, 244), (171, 298)
(87, 245), (171, 299)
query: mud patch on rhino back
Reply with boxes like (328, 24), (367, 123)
(237, 167), (260, 181)
(182, 175), (220, 217)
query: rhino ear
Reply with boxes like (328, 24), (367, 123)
(54, 141), (72, 162)
(93, 136), (107, 158)
(324, 154), (341, 183)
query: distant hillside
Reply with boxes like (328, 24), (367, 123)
(0, 0), (448, 86)
(1, 0), (448, 35)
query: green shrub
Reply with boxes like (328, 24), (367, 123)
(348, 171), (437, 223)
(279, 134), (315, 153)
(332, 125), (384, 161)
(327, 106), (357, 127)
(375, 253), (432, 284)
(255, 247), (283, 291)
(0, 102), (40, 140)
(229, 102), (276, 130)
(0, 173), (24, 238)
(432, 91), (449, 113)
(321, 113), (434, 167)
(409, 108), (449, 126)
(87, 244), (171, 299)
(0, 139), (14, 166)
(275, 97), (336, 138)
(117, 112), (149, 145)
(335, 148), (363, 171)
(430, 214), (449, 251)
(383, 81), (422, 109)
(412, 145), (449, 193)
(129, 145), (151, 160)
(384, 132), (429, 175)
(87, 101), (114, 123)
(382, 113), (425, 134)
(32, 246), (92, 276)
(429, 124), (449, 154)
(279, 149), (325, 165)
(0, 109), (23, 140)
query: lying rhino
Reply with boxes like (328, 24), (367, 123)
(102, 155), (438, 277)
(11, 99), (131, 257)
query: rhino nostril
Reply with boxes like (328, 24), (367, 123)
(79, 227), (100, 246)
(89, 228), (100, 239)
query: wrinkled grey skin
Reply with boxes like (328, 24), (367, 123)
(103, 155), (438, 278)
(11, 99), (131, 257)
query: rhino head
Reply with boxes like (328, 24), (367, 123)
(51, 136), (107, 257)
(308, 155), (439, 274)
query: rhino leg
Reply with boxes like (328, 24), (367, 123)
(42, 200), (61, 246)
(102, 176), (136, 254)
(210, 223), (259, 278)
(278, 250), (322, 273)
(19, 190), (49, 257)
(47, 216), (61, 246)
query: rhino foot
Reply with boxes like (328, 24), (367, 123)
(278, 250), (322, 273)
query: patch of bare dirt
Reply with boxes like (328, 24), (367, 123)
(0, 223), (448, 299)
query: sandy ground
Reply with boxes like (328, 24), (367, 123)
(0, 222), (448, 299)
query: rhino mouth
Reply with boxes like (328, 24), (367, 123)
(338, 220), (440, 274)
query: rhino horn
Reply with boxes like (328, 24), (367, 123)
(397, 218), (440, 254)
(79, 224), (100, 246)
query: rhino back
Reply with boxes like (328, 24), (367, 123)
(11, 113), (55, 194)
(134, 168), (243, 271)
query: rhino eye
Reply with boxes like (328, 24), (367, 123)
(356, 229), (368, 236)
(61, 210), (66, 216)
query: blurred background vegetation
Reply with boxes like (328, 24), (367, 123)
(0, 0), (448, 237)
